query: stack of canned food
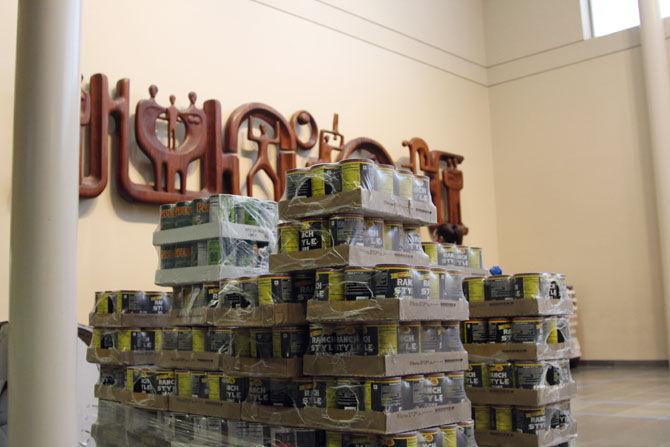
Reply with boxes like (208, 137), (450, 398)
(421, 242), (483, 271)
(462, 272), (568, 303)
(158, 194), (277, 270)
(93, 290), (172, 317)
(94, 399), (478, 447)
(465, 360), (572, 390)
(462, 316), (571, 345)
(471, 401), (573, 435)
(285, 158), (432, 202)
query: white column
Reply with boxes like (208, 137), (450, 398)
(638, 0), (670, 362)
(10, 0), (81, 445)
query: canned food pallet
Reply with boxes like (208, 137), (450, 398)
(468, 298), (574, 319)
(463, 342), (574, 362)
(153, 221), (277, 247)
(87, 348), (158, 366)
(95, 383), (126, 403)
(168, 396), (242, 420)
(207, 303), (307, 327)
(302, 351), (468, 377)
(269, 245), (430, 273)
(155, 265), (269, 286)
(278, 188), (437, 226)
(306, 298), (469, 323)
(475, 423), (577, 447)
(240, 400), (471, 435)
(466, 382), (576, 407)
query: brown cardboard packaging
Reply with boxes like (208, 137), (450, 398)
(469, 298), (574, 318)
(467, 382), (577, 406)
(278, 189), (437, 226)
(168, 396), (241, 419)
(307, 298), (469, 323)
(207, 303), (307, 327)
(121, 391), (170, 411)
(94, 384), (126, 403)
(464, 343), (573, 361)
(303, 351), (468, 377)
(86, 348), (157, 366)
(89, 312), (172, 328)
(157, 351), (221, 371)
(169, 306), (209, 327)
(156, 352), (303, 378)
(475, 422), (577, 447)
(270, 245), (430, 273)
(241, 400), (470, 434)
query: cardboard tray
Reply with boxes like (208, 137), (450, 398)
(153, 221), (275, 246)
(241, 400), (470, 434)
(303, 351), (468, 377)
(475, 423), (577, 447)
(219, 357), (303, 378)
(89, 312), (173, 328)
(168, 396), (241, 419)
(169, 307), (209, 326)
(207, 303), (307, 327)
(121, 391), (170, 411)
(469, 298), (574, 318)
(466, 382), (577, 406)
(155, 264), (268, 287)
(464, 343), (573, 361)
(86, 348), (157, 366)
(307, 298), (468, 323)
(157, 351), (221, 371)
(278, 189), (437, 226)
(270, 245), (430, 273)
(91, 423), (130, 447)
(94, 384), (126, 403)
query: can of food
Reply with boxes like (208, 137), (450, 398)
(362, 323), (398, 355)
(383, 221), (403, 251)
(463, 319), (488, 343)
(465, 363), (489, 388)
(440, 425), (458, 447)
(382, 432), (418, 447)
(250, 328), (273, 359)
(174, 242), (195, 268)
(145, 291), (171, 314)
(515, 406), (547, 434)
(445, 371), (466, 403)
(484, 275), (514, 300)
(93, 291), (112, 315)
(258, 274), (292, 305)
(239, 276), (259, 307)
(286, 167), (311, 199)
(467, 247), (483, 269)
(154, 369), (177, 395)
(398, 322), (421, 353)
(513, 272), (550, 300)
(363, 217), (384, 249)
(366, 377), (402, 412)
(159, 203), (175, 230)
(462, 276), (485, 303)
(269, 379), (292, 407)
(246, 378), (271, 405)
(412, 174), (431, 203)
(91, 328), (117, 350)
(207, 328), (249, 357)
(206, 237), (235, 266)
(272, 326), (308, 358)
(515, 362), (547, 389)
(472, 404), (491, 431)
(333, 324), (363, 356)
(159, 327), (179, 351)
(395, 168), (414, 199)
(489, 362), (514, 389)
(218, 374), (249, 403)
(118, 328), (157, 352)
(440, 243), (468, 267)
(278, 222), (300, 254)
(344, 267), (375, 300)
(374, 264), (414, 299)
(292, 378), (328, 408)
(326, 432), (377, 447)
(414, 267), (432, 300)
(421, 242), (439, 264)
(401, 375), (426, 410)
(340, 158), (375, 191)
(492, 406), (513, 432)
(178, 328), (205, 352)
(330, 214), (365, 246)
(311, 163), (342, 196)
(300, 218), (331, 251)
(458, 420), (475, 446)
(403, 226), (423, 252)
(173, 201), (193, 228)
(335, 378), (367, 410)
(309, 324), (335, 355)
(488, 318), (513, 343)
(441, 321), (462, 352)
(314, 268), (344, 301)
(127, 368), (176, 395)
(177, 371), (209, 399)
(115, 290), (147, 314)
(291, 270), (315, 303)
(512, 317), (545, 343)
(99, 365), (125, 389)
(545, 317), (560, 344)
(160, 245), (175, 269)
(443, 270), (465, 301)
(424, 373), (446, 406)
(421, 322), (444, 353)
(192, 198), (209, 225)
(419, 427), (442, 447)
(430, 268), (447, 300)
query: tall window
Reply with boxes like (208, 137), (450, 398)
(589, 0), (670, 37)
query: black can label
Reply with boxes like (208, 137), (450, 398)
(488, 320), (512, 343)
(489, 363), (514, 389)
(273, 328), (308, 358)
(292, 271), (315, 303)
(335, 380), (366, 410)
(309, 326), (334, 355)
(330, 216), (365, 246)
(300, 219), (330, 251)
(221, 376), (248, 403)
(246, 378), (271, 405)
(334, 325), (363, 356)
(465, 363), (488, 388)
(464, 320), (488, 343)
(374, 267), (413, 299)
(270, 379), (291, 407)
(484, 276), (514, 300)
(362, 324), (398, 356)
(250, 329), (273, 359)
(368, 379), (402, 412)
(314, 269), (343, 302)
(344, 268), (374, 300)
(294, 380), (328, 408)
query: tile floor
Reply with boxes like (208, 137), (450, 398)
(572, 364), (670, 446)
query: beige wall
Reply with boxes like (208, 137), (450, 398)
(0, 0), (500, 324)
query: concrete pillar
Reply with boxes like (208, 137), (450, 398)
(10, 0), (81, 445)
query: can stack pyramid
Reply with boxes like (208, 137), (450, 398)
(462, 273), (578, 447)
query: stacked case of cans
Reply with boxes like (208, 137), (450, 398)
(461, 273), (578, 447)
(271, 159), (481, 447)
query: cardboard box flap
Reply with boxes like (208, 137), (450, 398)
(220, 357), (303, 378)
(155, 265), (268, 287)
(157, 351), (221, 370)
(123, 392), (170, 411)
(464, 343), (573, 361)
(469, 298), (574, 318)
(94, 384), (126, 403)
(87, 348), (157, 366)
(475, 422), (577, 447)
(307, 299), (468, 323)
(303, 351), (468, 377)
(206, 304), (306, 327)
(170, 307), (209, 326)
(153, 221), (275, 246)
(168, 396), (241, 419)
(467, 382), (577, 406)
(89, 312), (173, 328)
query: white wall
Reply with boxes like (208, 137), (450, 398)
(0, 0), (499, 324)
